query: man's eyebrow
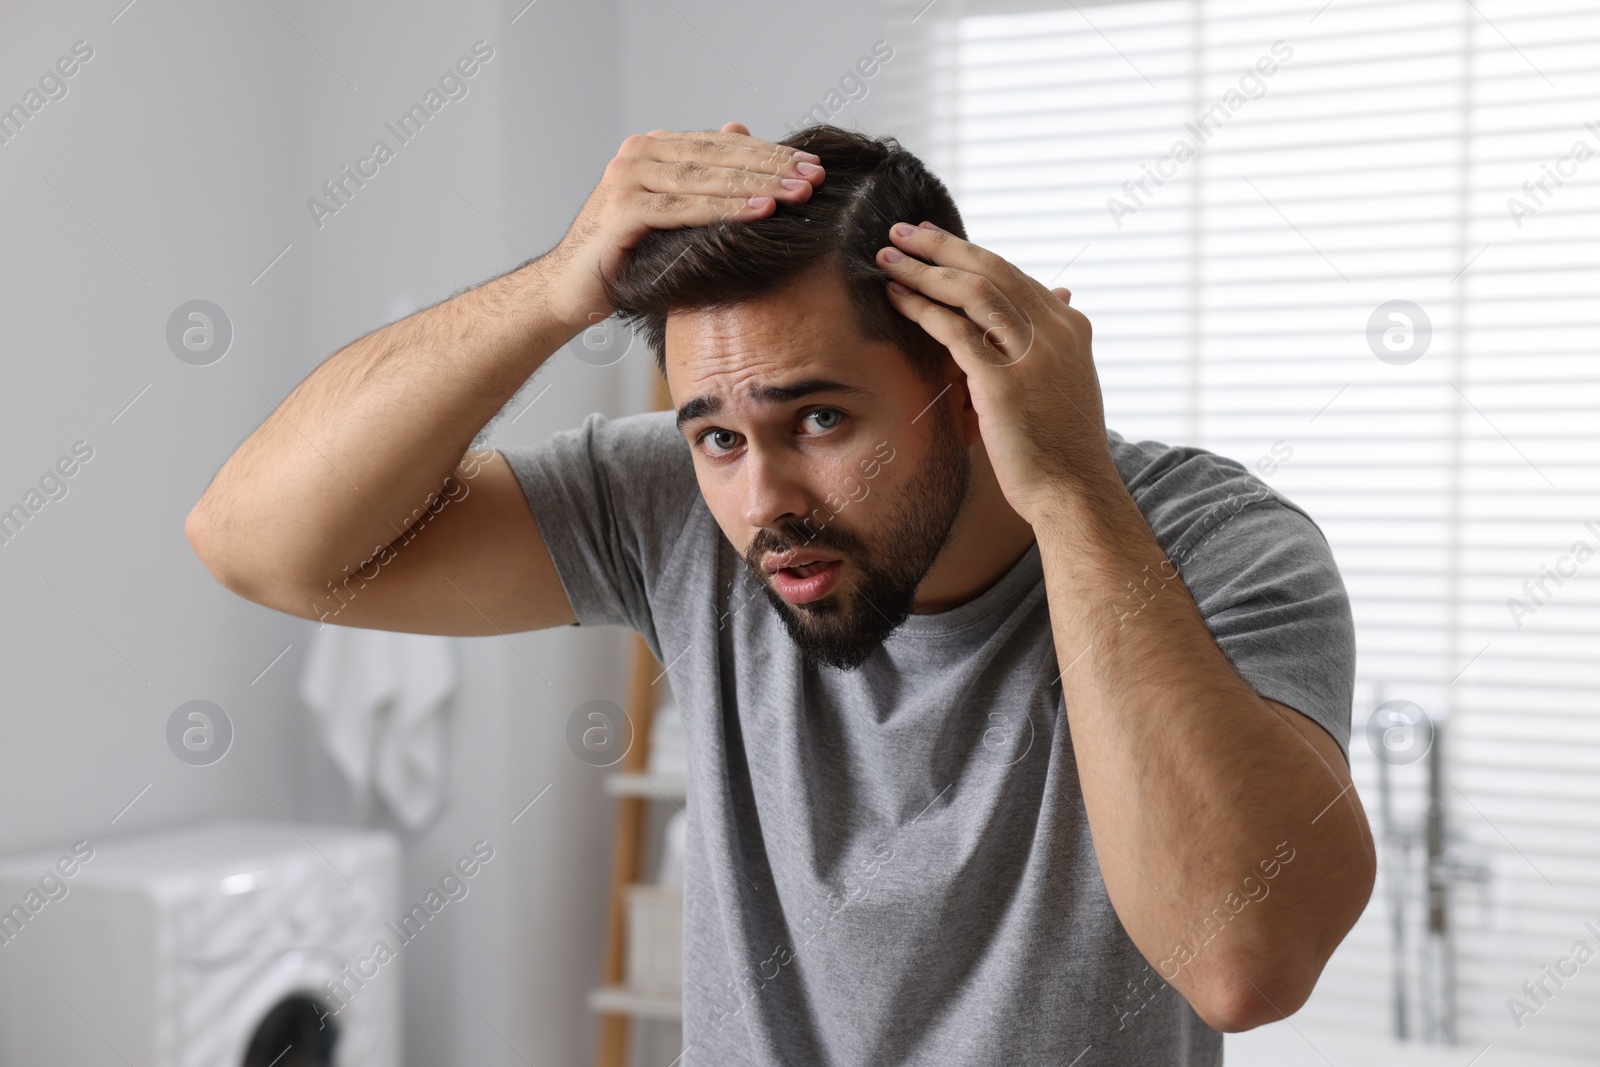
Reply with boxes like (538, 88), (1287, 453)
(674, 378), (873, 434)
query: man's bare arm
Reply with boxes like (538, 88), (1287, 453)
(873, 220), (1374, 1032)
(1036, 488), (1375, 1034)
(186, 258), (569, 595)
(185, 123), (824, 634)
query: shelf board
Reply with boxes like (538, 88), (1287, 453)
(588, 984), (683, 1020)
(604, 770), (687, 802)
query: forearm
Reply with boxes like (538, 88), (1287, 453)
(188, 254), (578, 597)
(1037, 479), (1371, 1025)
(864, 209), (1370, 1026)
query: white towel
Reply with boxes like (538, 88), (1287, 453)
(298, 625), (460, 831)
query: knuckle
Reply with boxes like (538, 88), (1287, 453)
(604, 186), (633, 213)
(967, 331), (1002, 362)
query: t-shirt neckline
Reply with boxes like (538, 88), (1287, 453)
(888, 538), (1044, 640)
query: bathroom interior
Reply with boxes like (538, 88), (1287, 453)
(1, 0), (1596, 1064)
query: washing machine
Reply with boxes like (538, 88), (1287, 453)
(0, 819), (401, 1067)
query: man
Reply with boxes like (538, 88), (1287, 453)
(187, 121), (1375, 1066)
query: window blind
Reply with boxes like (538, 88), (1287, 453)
(874, 0), (1600, 1056)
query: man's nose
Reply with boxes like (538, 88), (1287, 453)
(740, 445), (815, 532)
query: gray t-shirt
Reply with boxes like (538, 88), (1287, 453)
(502, 410), (1355, 1067)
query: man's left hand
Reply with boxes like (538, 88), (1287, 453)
(879, 220), (1116, 527)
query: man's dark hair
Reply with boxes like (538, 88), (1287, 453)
(600, 123), (967, 389)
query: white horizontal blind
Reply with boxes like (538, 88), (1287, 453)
(874, 0), (1600, 1056)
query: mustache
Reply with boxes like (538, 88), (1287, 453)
(745, 521), (863, 568)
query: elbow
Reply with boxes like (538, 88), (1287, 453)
(1195, 819), (1377, 1034)
(186, 504), (328, 620)
(184, 504), (219, 578)
(1194, 962), (1313, 1033)
(185, 503), (260, 601)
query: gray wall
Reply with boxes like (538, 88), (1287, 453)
(0, 1), (627, 1064)
(0, 0), (898, 1063)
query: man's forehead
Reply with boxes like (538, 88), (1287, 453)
(667, 319), (879, 433)
(665, 281), (851, 374)
(664, 258), (862, 373)
(664, 285), (889, 430)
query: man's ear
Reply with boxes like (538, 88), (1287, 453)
(942, 366), (983, 447)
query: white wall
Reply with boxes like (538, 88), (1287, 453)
(1, 0), (906, 1063)
(617, 0), (893, 141)
(1, 0), (631, 1065)
(0, 1), (316, 861)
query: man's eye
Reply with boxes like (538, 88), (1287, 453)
(804, 409), (844, 432)
(701, 429), (740, 456)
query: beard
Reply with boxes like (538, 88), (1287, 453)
(740, 400), (972, 671)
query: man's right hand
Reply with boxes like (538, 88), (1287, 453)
(540, 121), (825, 332)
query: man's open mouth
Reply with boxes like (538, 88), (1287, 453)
(762, 553), (846, 605)
(761, 551), (841, 576)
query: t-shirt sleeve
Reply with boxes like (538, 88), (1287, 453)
(496, 410), (697, 657)
(1154, 486), (1358, 766)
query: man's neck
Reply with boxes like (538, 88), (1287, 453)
(911, 446), (1039, 615)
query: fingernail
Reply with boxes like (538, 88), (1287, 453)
(884, 247), (906, 262)
(781, 178), (808, 191)
(893, 222), (918, 238)
(796, 161), (822, 177)
(747, 196), (774, 209)
(919, 221), (945, 232)
(794, 151), (822, 163)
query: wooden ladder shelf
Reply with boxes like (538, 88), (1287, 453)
(591, 369), (684, 1067)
